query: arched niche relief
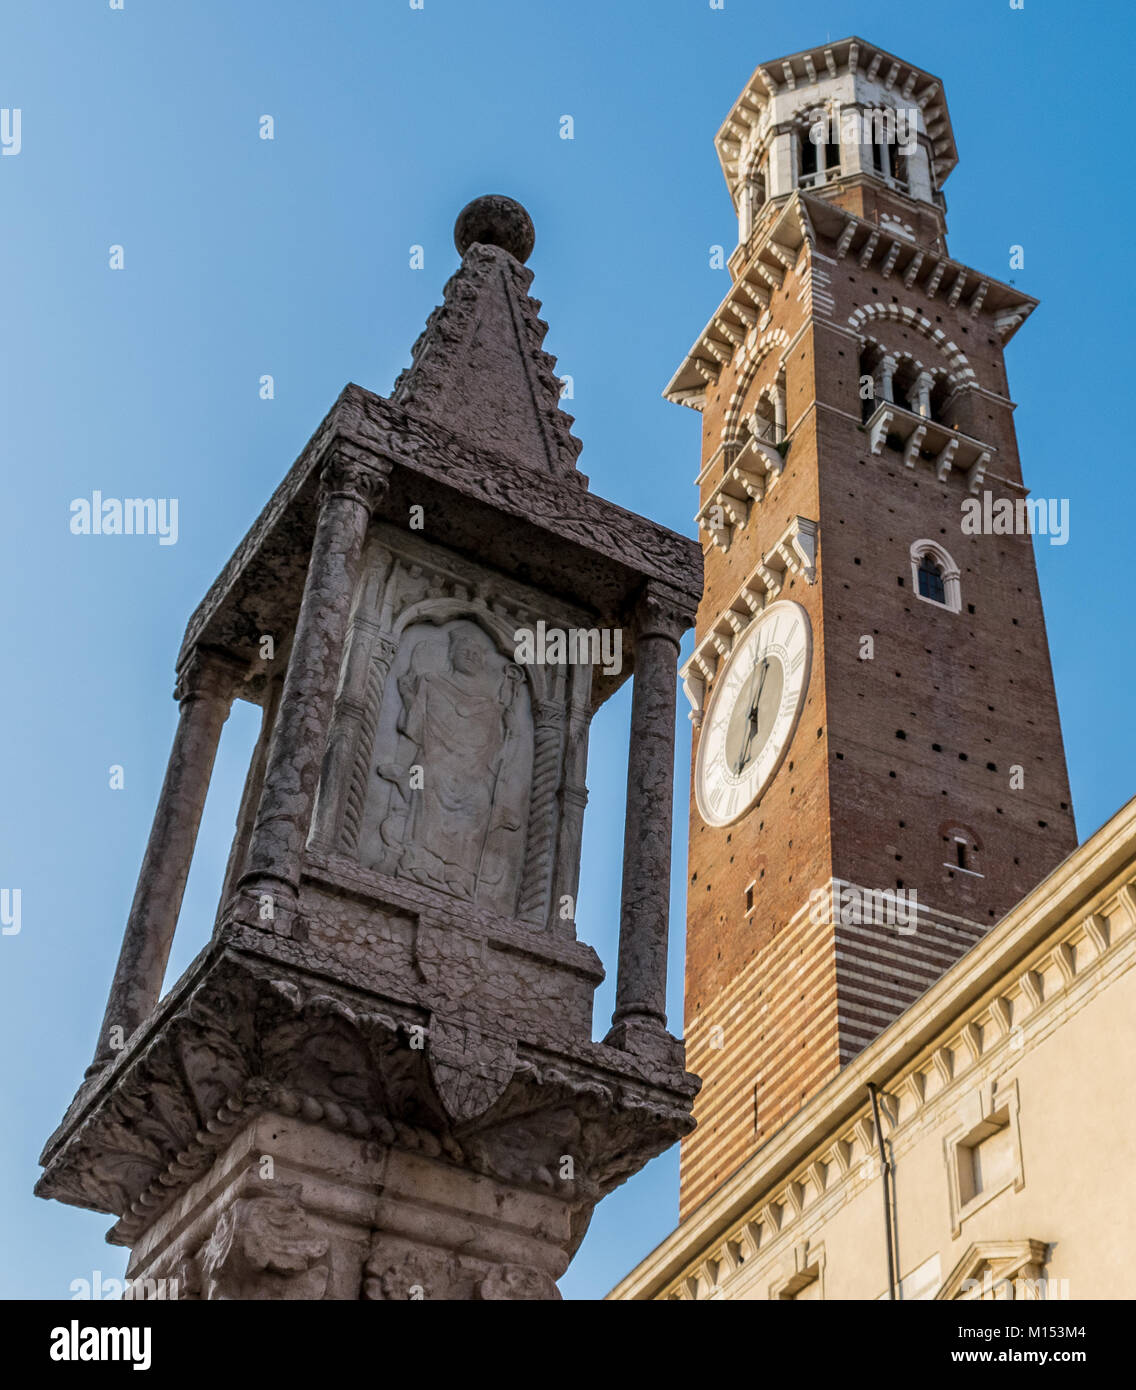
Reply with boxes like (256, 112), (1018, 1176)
(312, 527), (591, 932)
(360, 608), (536, 915)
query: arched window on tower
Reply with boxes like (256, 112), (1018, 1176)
(929, 375), (955, 427)
(867, 108), (908, 191)
(917, 554), (946, 604)
(859, 344), (884, 422)
(941, 823), (983, 878)
(910, 539), (962, 613)
(798, 128), (819, 188)
(750, 377), (786, 445)
(797, 117), (840, 190)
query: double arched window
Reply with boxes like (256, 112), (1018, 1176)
(910, 539), (961, 613)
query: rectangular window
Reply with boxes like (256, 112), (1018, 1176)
(958, 1112), (1015, 1207)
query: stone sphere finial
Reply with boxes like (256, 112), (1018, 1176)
(454, 195), (535, 263)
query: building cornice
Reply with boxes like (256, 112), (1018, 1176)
(664, 194), (1038, 413)
(714, 37), (958, 195)
(608, 794), (1136, 1300)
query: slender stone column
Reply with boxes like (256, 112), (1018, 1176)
(89, 648), (241, 1072)
(307, 543), (395, 855)
(238, 445), (390, 912)
(773, 383), (787, 440)
(877, 354), (897, 405)
(608, 584), (692, 1038)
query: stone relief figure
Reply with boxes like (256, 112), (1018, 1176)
(362, 619), (533, 915)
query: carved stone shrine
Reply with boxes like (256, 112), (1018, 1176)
(36, 196), (703, 1300)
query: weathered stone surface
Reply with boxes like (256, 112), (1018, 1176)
(39, 198), (703, 1298)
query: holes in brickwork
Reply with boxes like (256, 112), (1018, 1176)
(889, 771), (897, 779)
(932, 743), (942, 752)
(959, 753), (968, 762)
(896, 730), (906, 739)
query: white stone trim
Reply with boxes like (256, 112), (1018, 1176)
(910, 537), (962, 613)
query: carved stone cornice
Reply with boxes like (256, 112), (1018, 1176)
(176, 387), (702, 677)
(37, 944), (696, 1250)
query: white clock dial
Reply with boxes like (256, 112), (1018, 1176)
(694, 600), (812, 828)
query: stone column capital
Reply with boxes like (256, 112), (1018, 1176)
(318, 444), (392, 514)
(174, 647), (245, 707)
(632, 581), (696, 650)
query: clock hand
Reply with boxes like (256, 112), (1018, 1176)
(735, 657), (770, 773)
(732, 654), (761, 773)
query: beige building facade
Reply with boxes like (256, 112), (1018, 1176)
(612, 796), (1136, 1300)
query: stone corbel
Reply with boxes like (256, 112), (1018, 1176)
(903, 423), (928, 469)
(869, 407), (895, 456)
(781, 517), (818, 583)
(935, 437), (959, 482)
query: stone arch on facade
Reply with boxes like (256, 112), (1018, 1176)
(910, 537), (962, 613)
(720, 326), (790, 444)
(848, 302), (977, 390)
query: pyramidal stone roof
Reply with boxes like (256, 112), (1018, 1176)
(392, 214), (584, 480)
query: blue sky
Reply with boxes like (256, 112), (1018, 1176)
(2, 0), (1133, 1301)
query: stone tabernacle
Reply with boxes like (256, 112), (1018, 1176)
(36, 195), (703, 1301)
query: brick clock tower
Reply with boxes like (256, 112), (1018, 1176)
(672, 37), (1076, 1218)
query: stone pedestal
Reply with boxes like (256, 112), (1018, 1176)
(125, 1114), (579, 1301)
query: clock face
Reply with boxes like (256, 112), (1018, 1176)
(695, 600), (812, 828)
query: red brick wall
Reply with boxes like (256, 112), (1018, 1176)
(679, 204), (1076, 1219)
